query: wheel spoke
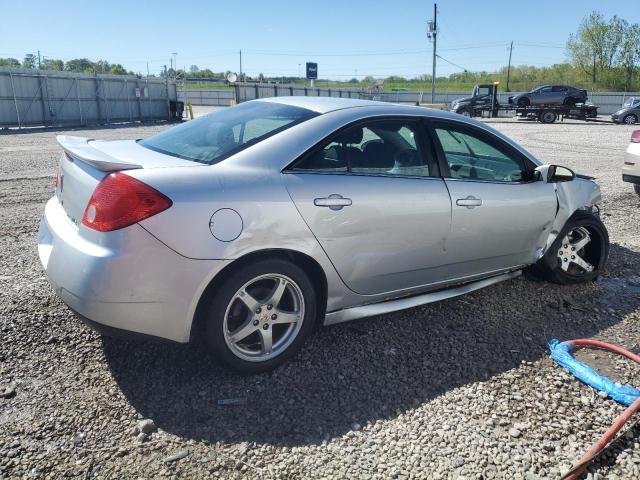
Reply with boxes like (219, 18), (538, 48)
(228, 319), (258, 343)
(572, 234), (591, 251)
(571, 254), (594, 272)
(560, 259), (570, 272)
(271, 311), (300, 325)
(237, 288), (261, 313)
(266, 278), (287, 308)
(259, 328), (273, 354)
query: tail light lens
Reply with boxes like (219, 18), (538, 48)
(82, 172), (172, 232)
(631, 130), (640, 143)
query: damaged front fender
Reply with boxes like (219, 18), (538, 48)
(544, 177), (602, 252)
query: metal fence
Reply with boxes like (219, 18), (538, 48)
(0, 68), (178, 128)
(180, 83), (640, 115)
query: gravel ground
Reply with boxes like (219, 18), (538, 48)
(1, 116), (639, 479)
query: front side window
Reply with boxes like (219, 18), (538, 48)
(141, 102), (318, 165)
(292, 119), (433, 177)
(552, 86), (568, 92)
(434, 125), (526, 182)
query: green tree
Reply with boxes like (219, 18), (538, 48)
(0, 57), (21, 67)
(22, 54), (36, 69)
(618, 22), (640, 90)
(41, 58), (64, 70)
(65, 58), (95, 73)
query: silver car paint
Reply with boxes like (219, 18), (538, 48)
(39, 98), (602, 342)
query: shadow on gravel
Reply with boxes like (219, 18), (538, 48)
(104, 243), (640, 448)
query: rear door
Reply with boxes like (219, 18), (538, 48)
(430, 120), (557, 279)
(534, 86), (554, 105)
(284, 118), (452, 296)
(551, 86), (568, 104)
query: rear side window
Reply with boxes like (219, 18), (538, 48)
(291, 119), (433, 177)
(141, 102), (318, 165)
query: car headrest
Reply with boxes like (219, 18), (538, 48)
(338, 127), (363, 145)
(216, 124), (236, 146)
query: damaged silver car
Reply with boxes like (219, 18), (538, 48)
(38, 97), (609, 372)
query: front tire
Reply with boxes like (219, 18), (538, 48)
(623, 114), (638, 125)
(205, 258), (318, 373)
(528, 211), (609, 285)
(517, 97), (530, 107)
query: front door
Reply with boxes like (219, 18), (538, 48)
(284, 118), (452, 296)
(431, 121), (558, 279)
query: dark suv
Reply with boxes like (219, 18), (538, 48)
(509, 85), (588, 107)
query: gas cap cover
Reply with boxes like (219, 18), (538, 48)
(209, 208), (243, 242)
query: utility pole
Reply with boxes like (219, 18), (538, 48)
(37, 50), (41, 68)
(239, 49), (243, 82)
(172, 52), (178, 77)
(506, 41), (513, 91)
(427, 4), (437, 103)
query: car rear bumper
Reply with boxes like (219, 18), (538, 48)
(38, 197), (228, 342)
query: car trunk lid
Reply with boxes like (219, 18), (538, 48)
(55, 135), (195, 227)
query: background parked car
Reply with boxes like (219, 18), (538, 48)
(623, 130), (640, 196)
(509, 85), (588, 107)
(612, 97), (640, 124)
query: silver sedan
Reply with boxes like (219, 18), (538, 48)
(38, 97), (609, 372)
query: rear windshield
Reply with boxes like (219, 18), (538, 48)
(140, 101), (318, 164)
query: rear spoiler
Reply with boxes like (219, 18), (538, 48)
(57, 135), (141, 171)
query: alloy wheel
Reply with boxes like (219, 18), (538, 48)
(223, 273), (305, 362)
(556, 226), (595, 275)
(624, 115), (637, 125)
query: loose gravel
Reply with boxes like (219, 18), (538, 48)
(1, 117), (639, 479)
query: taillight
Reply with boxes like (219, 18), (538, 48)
(82, 172), (172, 232)
(631, 130), (640, 143)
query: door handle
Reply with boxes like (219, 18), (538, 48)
(456, 196), (482, 209)
(314, 194), (352, 211)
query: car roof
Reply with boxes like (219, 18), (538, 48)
(256, 96), (390, 114)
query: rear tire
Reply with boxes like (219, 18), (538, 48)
(539, 110), (558, 124)
(205, 258), (318, 373)
(517, 97), (530, 107)
(527, 211), (609, 285)
(563, 97), (577, 107)
(623, 114), (638, 125)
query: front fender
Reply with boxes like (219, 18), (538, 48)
(544, 178), (601, 251)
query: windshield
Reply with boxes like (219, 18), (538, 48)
(141, 101), (318, 164)
(623, 97), (639, 108)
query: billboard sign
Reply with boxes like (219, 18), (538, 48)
(306, 62), (318, 80)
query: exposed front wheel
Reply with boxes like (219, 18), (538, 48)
(517, 97), (530, 107)
(527, 212), (609, 285)
(205, 258), (318, 373)
(623, 114), (638, 125)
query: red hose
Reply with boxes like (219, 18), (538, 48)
(558, 339), (640, 480)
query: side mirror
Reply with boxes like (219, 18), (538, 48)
(535, 164), (576, 183)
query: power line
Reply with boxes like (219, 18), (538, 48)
(435, 54), (468, 72)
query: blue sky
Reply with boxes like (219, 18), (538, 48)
(1, 0), (635, 79)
